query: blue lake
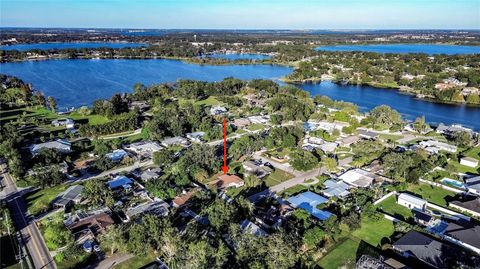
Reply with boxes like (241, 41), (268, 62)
(205, 53), (271, 60)
(0, 59), (478, 130)
(0, 42), (145, 51)
(315, 44), (480, 55)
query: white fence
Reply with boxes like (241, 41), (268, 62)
(373, 191), (396, 205)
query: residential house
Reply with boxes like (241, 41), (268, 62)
(339, 135), (360, 147)
(436, 123), (474, 137)
(210, 106), (227, 115)
(186, 132), (205, 143)
(322, 179), (350, 198)
(338, 168), (375, 188)
(172, 189), (197, 208)
(136, 168), (162, 181)
(392, 231), (455, 269)
(106, 149), (128, 163)
(52, 185), (83, 208)
(419, 140), (457, 154)
(465, 176), (480, 196)
(443, 221), (480, 254)
(358, 129), (379, 140)
(242, 160), (272, 179)
(287, 191), (333, 221)
(304, 120), (348, 133)
(51, 118), (75, 129)
(107, 175), (133, 191)
(247, 115), (269, 125)
(65, 210), (114, 240)
(30, 139), (72, 155)
(123, 141), (162, 158)
(240, 219), (268, 237)
(397, 193), (427, 211)
(213, 174), (244, 190)
(232, 118), (251, 129)
(126, 200), (169, 221)
(161, 136), (190, 148)
(460, 157), (478, 168)
(413, 210), (433, 226)
(128, 101), (150, 112)
(449, 195), (480, 218)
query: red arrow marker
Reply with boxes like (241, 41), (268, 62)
(221, 118), (229, 174)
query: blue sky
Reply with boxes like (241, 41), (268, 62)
(1, 0), (479, 29)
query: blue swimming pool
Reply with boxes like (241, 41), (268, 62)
(440, 178), (465, 189)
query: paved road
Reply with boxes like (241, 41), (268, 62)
(85, 253), (134, 269)
(1, 169), (56, 269)
(67, 160), (153, 183)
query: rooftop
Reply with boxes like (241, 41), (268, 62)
(287, 191), (333, 221)
(107, 175), (133, 189)
(338, 168), (375, 188)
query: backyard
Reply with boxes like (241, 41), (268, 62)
(263, 169), (294, 187)
(24, 185), (67, 216)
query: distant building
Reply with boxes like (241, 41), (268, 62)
(397, 193), (427, 211)
(287, 191), (333, 221)
(322, 179), (350, 198)
(340, 135), (360, 147)
(52, 185), (83, 208)
(123, 141), (162, 158)
(240, 219), (268, 237)
(460, 157), (478, 168)
(210, 106), (227, 115)
(107, 175), (133, 191)
(232, 118), (251, 128)
(213, 174), (244, 190)
(137, 168), (162, 181)
(247, 115), (269, 125)
(161, 136), (189, 147)
(465, 176), (480, 196)
(106, 149), (128, 163)
(242, 160), (273, 179)
(449, 195), (480, 218)
(393, 231), (453, 268)
(51, 118), (74, 129)
(357, 129), (379, 140)
(126, 200), (169, 221)
(443, 221), (480, 254)
(30, 139), (72, 155)
(419, 140), (457, 154)
(338, 168), (375, 188)
(172, 189), (197, 208)
(186, 132), (205, 143)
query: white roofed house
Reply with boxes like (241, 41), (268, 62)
(357, 129), (379, 140)
(397, 193), (427, 211)
(338, 168), (375, 188)
(30, 139), (72, 156)
(51, 118), (75, 129)
(247, 115), (269, 125)
(210, 106), (227, 116)
(460, 157), (479, 168)
(186, 132), (205, 143)
(419, 140), (457, 154)
(123, 141), (162, 158)
(161, 136), (190, 148)
(465, 176), (480, 196)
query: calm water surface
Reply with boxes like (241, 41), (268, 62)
(0, 59), (478, 129)
(316, 44), (480, 55)
(0, 42), (145, 51)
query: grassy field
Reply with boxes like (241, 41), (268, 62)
(448, 160), (479, 174)
(195, 96), (220, 106)
(114, 251), (157, 269)
(379, 133), (404, 141)
(24, 185), (67, 215)
(352, 215), (395, 247)
(407, 183), (456, 207)
(247, 123), (265, 131)
(318, 239), (359, 269)
(264, 169), (294, 187)
(464, 147), (480, 160)
(69, 111), (110, 125)
(376, 195), (414, 222)
(279, 184), (308, 198)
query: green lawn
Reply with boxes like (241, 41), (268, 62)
(279, 184), (308, 198)
(352, 215), (395, 247)
(379, 133), (404, 141)
(69, 111), (110, 125)
(114, 251), (157, 269)
(448, 160), (479, 174)
(247, 123), (265, 131)
(264, 169), (294, 187)
(24, 185), (67, 216)
(376, 195), (414, 223)
(318, 239), (359, 269)
(464, 147), (480, 160)
(194, 96), (220, 106)
(407, 183), (456, 207)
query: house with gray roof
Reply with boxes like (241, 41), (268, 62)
(52, 185), (83, 208)
(443, 221), (480, 254)
(161, 136), (190, 147)
(240, 219), (268, 237)
(465, 176), (480, 196)
(126, 200), (169, 221)
(30, 139), (72, 155)
(322, 179), (350, 198)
